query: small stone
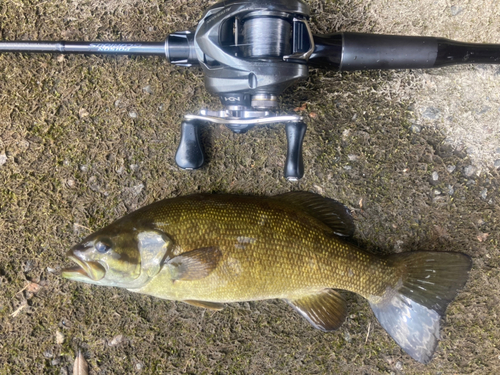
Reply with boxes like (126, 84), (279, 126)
(422, 107), (440, 120)
(494, 159), (500, 169)
(56, 330), (64, 344)
(480, 189), (488, 200)
(450, 5), (464, 16)
(108, 334), (124, 347)
(51, 358), (61, 366)
(66, 179), (75, 188)
(344, 331), (351, 343)
(343, 165), (352, 171)
(477, 106), (491, 115)
(129, 164), (138, 171)
(463, 165), (477, 178)
(115, 99), (121, 107)
(447, 185), (454, 195)
(0, 153), (7, 166)
(446, 165), (456, 173)
(432, 171), (439, 181)
(131, 183), (144, 196)
(129, 111), (138, 119)
(410, 124), (421, 133)
(395, 361), (403, 371)
(79, 108), (89, 118)
(43, 350), (53, 358)
(347, 154), (358, 161)
(433, 189), (441, 195)
(143, 85), (154, 95)
(80, 164), (88, 172)
(135, 362), (144, 370)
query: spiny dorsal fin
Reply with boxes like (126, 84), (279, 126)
(183, 300), (224, 311)
(166, 247), (222, 281)
(274, 192), (354, 237)
(286, 289), (347, 331)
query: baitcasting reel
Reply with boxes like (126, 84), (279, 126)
(2, 0), (500, 180)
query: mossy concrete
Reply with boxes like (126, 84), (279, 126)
(0, 1), (499, 374)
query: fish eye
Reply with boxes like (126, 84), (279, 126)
(95, 241), (111, 254)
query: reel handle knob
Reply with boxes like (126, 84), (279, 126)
(175, 120), (204, 170)
(284, 122), (307, 181)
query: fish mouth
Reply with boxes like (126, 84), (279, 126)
(62, 254), (106, 282)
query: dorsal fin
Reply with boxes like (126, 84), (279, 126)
(274, 192), (355, 237)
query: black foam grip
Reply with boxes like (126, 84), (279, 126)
(175, 121), (204, 170)
(284, 122), (307, 181)
(341, 32), (438, 70)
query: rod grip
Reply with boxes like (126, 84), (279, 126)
(284, 122), (307, 181)
(175, 121), (204, 170)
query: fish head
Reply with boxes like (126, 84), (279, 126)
(62, 222), (172, 289)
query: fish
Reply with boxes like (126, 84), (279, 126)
(62, 192), (471, 363)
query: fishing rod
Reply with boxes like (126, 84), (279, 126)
(2, 0), (500, 180)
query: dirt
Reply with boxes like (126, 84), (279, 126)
(0, 0), (499, 374)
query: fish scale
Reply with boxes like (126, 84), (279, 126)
(131, 194), (393, 301)
(63, 192), (472, 363)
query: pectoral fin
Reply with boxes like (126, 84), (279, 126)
(166, 247), (222, 281)
(286, 289), (347, 331)
(183, 300), (224, 311)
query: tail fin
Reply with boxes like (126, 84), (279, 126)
(368, 252), (472, 363)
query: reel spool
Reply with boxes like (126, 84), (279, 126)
(241, 14), (293, 59)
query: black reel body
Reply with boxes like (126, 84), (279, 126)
(169, 0), (313, 180)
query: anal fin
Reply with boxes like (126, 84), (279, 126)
(286, 289), (347, 331)
(183, 300), (224, 311)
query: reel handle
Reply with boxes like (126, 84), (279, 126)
(284, 122), (307, 181)
(175, 121), (205, 170)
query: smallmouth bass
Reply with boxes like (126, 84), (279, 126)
(62, 192), (471, 363)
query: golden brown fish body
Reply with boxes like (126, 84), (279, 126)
(132, 194), (392, 302)
(63, 192), (471, 363)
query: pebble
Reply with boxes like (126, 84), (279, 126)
(143, 85), (154, 95)
(395, 361), (403, 371)
(463, 165), (477, 178)
(432, 171), (439, 181)
(448, 185), (455, 195)
(422, 107), (440, 120)
(0, 153), (7, 166)
(446, 165), (456, 173)
(108, 334), (125, 347)
(344, 331), (351, 343)
(80, 164), (88, 172)
(410, 124), (421, 133)
(129, 111), (138, 119)
(480, 189), (488, 200)
(450, 5), (464, 16)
